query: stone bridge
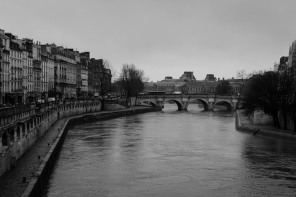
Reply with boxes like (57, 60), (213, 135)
(136, 94), (241, 111)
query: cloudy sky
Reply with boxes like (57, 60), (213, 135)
(1, 0), (296, 81)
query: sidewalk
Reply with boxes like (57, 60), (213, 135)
(236, 109), (296, 140)
(0, 117), (67, 197)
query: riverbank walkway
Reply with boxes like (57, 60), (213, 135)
(0, 106), (154, 197)
(237, 110), (296, 139)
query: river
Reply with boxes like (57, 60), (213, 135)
(43, 104), (296, 197)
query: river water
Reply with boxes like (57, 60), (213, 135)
(43, 104), (296, 197)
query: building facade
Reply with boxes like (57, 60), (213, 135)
(23, 39), (34, 103)
(90, 58), (112, 97)
(0, 29), (112, 104)
(80, 52), (91, 97)
(0, 30), (10, 104)
(6, 33), (23, 104)
(186, 81), (216, 94)
(179, 71), (196, 81)
(32, 43), (42, 101)
(205, 74), (216, 81)
(48, 45), (77, 100)
(41, 45), (55, 98)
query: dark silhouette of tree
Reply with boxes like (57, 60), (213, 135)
(243, 71), (280, 128)
(278, 59), (290, 130)
(117, 64), (146, 106)
(215, 80), (231, 95)
(286, 67), (296, 131)
(110, 81), (121, 97)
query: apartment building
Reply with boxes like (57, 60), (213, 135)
(0, 30), (10, 104)
(0, 29), (112, 103)
(49, 45), (77, 100)
(80, 52), (91, 97)
(5, 33), (23, 104)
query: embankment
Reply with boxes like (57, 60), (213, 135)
(236, 109), (296, 141)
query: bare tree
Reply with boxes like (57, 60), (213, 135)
(236, 69), (251, 86)
(117, 64), (146, 106)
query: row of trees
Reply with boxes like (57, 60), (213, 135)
(243, 63), (296, 131)
(100, 63), (146, 108)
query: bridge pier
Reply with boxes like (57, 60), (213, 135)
(208, 100), (214, 111)
(232, 100), (238, 111)
(181, 100), (189, 111)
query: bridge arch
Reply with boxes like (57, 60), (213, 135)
(163, 99), (183, 111)
(137, 99), (158, 107)
(188, 98), (209, 111)
(214, 100), (233, 111)
(138, 99), (158, 107)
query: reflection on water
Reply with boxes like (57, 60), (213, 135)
(43, 104), (296, 197)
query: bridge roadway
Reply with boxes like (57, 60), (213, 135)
(137, 94), (241, 111)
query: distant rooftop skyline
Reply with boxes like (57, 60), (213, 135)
(1, 0), (296, 81)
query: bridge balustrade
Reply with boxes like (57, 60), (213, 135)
(137, 94), (241, 111)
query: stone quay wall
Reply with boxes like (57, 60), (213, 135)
(0, 100), (102, 176)
(236, 109), (296, 141)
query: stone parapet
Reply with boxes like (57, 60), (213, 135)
(0, 100), (102, 176)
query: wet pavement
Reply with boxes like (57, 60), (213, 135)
(0, 117), (67, 197)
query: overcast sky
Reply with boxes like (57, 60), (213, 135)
(1, 0), (296, 81)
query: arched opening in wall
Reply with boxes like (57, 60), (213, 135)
(214, 101), (232, 111)
(9, 128), (15, 144)
(22, 124), (26, 137)
(16, 126), (20, 140)
(163, 100), (182, 111)
(187, 99), (208, 111)
(2, 132), (8, 146)
(139, 100), (157, 107)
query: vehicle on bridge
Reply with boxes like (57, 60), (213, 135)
(173, 91), (182, 94)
